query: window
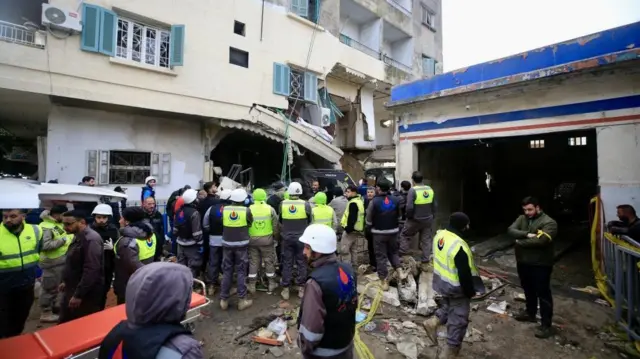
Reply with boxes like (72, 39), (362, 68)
(234, 21), (246, 36)
(290, 0), (321, 23)
(290, 69), (305, 100)
(569, 136), (587, 146)
(422, 55), (436, 77)
(229, 47), (249, 68)
(86, 150), (171, 185)
(421, 4), (436, 30)
(529, 139), (545, 149)
(272, 63), (318, 102)
(116, 19), (170, 68)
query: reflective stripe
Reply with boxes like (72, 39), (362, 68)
(299, 324), (324, 342)
(0, 261), (38, 273)
(265, 272), (275, 277)
(248, 273), (258, 278)
(253, 215), (271, 220)
(0, 223), (40, 271)
(192, 230), (203, 236)
(432, 229), (479, 290)
(0, 249), (39, 260)
(222, 239), (250, 246)
(314, 219), (331, 223)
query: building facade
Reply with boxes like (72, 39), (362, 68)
(0, 0), (442, 199)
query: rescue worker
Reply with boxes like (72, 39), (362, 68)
(114, 207), (156, 304)
(340, 185), (365, 268)
(396, 180), (411, 231)
(0, 208), (43, 338)
(311, 192), (338, 231)
(198, 181), (219, 276)
(59, 210), (104, 324)
(399, 171), (437, 272)
(248, 188), (279, 294)
(220, 188), (254, 311)
(142, 196), (166, 261)
(298, 224), (357, 359)
(365, 180), (403, 290)
(507, 196), (558, 339)
(38, 205), (73, 323)
(90, 204), (119, 310)
(141, 175), (156, 202)
(279, 182), (312, 300)
(202, 189), (231, 296)
(329, 187), (348, 238)
(423, 212), (485, 358)
(98, 262), (204, 359)
(173, 189), (204, 279)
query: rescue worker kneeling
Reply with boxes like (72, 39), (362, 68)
(247, 188), (279, 294)
(298, 224), (357, 359)
(114, 207), (156, 304)
(220, 188), (254, 311)
(422, 212), (485, 358)
(98, 262), (203, 359)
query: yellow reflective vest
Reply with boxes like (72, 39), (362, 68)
(312, 205), (334, 227)
(432, 229), (479, 288)
(340, 196), (365, 232)
(281, 200), (308, 220)
(115, 234), (157, 261)
(248, 203), (273, 237)
(0, 222), (42, 273)
(223, 206), (249, 227)
(413, 185), (435, 205)
(39, 219), (73, 260)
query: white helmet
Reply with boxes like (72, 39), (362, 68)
(230, 188), (248, 202)
(182, 189), (198, 204)
(218, 189), (232, 200)
(299, 224), (337, 254)
(92, 203), (113, 216)
(144, 176), (157, 184)
(288, 182), (302, 196)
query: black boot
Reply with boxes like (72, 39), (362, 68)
(534, 325), (554, 339)
(513, 309), (537, 323)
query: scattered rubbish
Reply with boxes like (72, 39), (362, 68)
(402, 321), (418, 329)
(285, 329), (293, 344)
(416, 271), (438, 316)
(257, 328), (274, 338)
(269, 346), (284, 357)
(512, 292), (526, 302)
(361, 298), (372, 310)
(487, 301), (508, 315)
(471, 304), (479, 311)
(594, 299), (611, 307)
(358, 283), (402, 307)
(396, 341), (418, 359)
(356, 311), (367, 323)
(267, 318), (288, 336)
(486, 324), (493, 333)
(398, 274), (418, 303)
(464, 327), (485, 343)
(252, 336), (283, 346)
(571, 286), (600, 295)
(363, 319), (391, 334)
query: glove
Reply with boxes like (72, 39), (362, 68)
(103, 238), (114, 251)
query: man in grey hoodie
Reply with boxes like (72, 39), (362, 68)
(98, 262), (203, 359)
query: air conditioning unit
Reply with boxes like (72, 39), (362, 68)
(320, 107), (331, 127)
(42, 4), (82, 33)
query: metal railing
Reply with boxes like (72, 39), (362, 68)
(382, 54), (412, 73)
(339, 34), (381, 60)
(0, 20), (45, 49)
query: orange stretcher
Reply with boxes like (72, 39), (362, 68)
(0, 280), (210, 359)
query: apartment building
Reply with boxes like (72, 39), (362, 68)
(0, 0), (442, 198)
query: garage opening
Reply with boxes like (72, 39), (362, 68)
(418, 129), (598, 243)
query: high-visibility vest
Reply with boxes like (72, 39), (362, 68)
(341, 196), (365, 232)
(413, 185), (435, 205)
(248, 203), (273, 237)
(312, 205), (334, 227)
(115, 234), (157, 261)
(432, 229), (479, 288)
(223, 206), (249, 227)
(0, 222), (42, 273)
(39, 219), (73, 259)
(281, 200), (307, 220)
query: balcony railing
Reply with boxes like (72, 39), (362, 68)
(382, 54), (412, 74)
(0, 20), (46, 49)
(339, 34), (380, 60)
(386, 0), (412, 15)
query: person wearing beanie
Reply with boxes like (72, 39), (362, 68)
(422, 212), (485, 359)
(113, 207), (156, 304)
(247, 188), (280, 294)
(202, 189), (231, 296)
(173, 189), (204, 281)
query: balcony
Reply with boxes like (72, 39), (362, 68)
(339, 0), (382, 58)
(386, 0), (412, 16)
(339, 34), (380, 60)
(382, 20), (413, 75)
(0, 20), (46, 49)
(382, 55), (411, 74)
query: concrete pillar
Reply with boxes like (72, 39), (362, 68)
(396, 139), (418, 182)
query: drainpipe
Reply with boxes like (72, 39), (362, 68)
(260, 0), (265, 42)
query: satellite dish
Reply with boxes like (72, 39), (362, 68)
(44, 7), (66, 25)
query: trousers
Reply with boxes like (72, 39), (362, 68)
(40, 265), (63, 311)
(340, 231), (362, 268)
(59, 290), (102, 324)
(249, 245), (277, 279)
(0, 286), (34, 339)
(221, 246), (249, 300)
(178, 244), (203, 278)
(399, 218), (433, 261)
(365, 230), (376, 269)
(435, 296), (471, 348)
(372, 233), (401, 279)
(206, 245), (223, 286)
(280, 239), (306, 287)
(517, 262), (553, 327)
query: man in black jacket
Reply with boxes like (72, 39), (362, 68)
(90, 204), (120, 310)
(142, 197), (167, 261)
(198, 181), (219, 276)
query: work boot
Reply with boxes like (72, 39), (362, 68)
(220, 299), (229, 311)
(238, 298), (253, 311)
(206, 285), (216, 297)
(381, 279), (390, 291)
(39, 311), (59, 323)
(247, 281), (256, 295)
(298, 286), (305, 298)
(444, 345), (461, 358)
(420, 262), (432, 273)
(513, 309), (537, 323)
(534, 325), (554, 339)
(268, 278), (279, 292)
(422, 316), (441, 345)
(281, 287), (290, 300)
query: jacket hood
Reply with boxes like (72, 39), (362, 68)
(120, 222), (154, 239)
(125, 262), (193, 327)
(40, 210), (54, 222)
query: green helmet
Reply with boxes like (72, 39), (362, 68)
(253, 188), (267, 202)
(314, 192), (327, 205)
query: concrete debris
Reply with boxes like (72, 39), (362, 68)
(487, 301), (508, 315)
(486, 324), (493, 332)
(402, 321), (419, 329)
(471, 304), (479, 311)
(463, 327), (485, 343)
(416, 271), (438, 316)
(396, 341), (418, 359)
(512, 292), (526, 302)
(358, 283), (401, 307)
(398, 274), (418, 303)
(257, 328), (275, 338)
(594, 299), (611, 307)
(269, 346), (284, 357)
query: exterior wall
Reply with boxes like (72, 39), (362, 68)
(412, 0), (443, 71)
(46, 105), (204, 200)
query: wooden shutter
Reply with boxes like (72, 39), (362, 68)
(304, 72), (318, 103)
(80, 4), (101, 52)
(98, 150), (110, 184)
(273, 63), (291, 96)
(170, 25), (186, 66)
(99, 8), (117, 56)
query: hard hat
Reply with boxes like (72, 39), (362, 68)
(218, 189), (232, 200)
(299, 224), (337, 254)
(253, 188), (267, 202)
(230, 188), (248, 202)
(182, 189), (198, 204)
(288, 182), (302, 196)
(92, 203), (113, 216)
(145, 176), (157, 184)
(314, 192), (327, 205)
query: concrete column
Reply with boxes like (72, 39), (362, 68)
(396, 139), (418, 182)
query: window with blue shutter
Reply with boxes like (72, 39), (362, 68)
(170, 25), (185, 66)
(273, 63), (291, 96)
(80, 3), (101, 52)
(99, 9), (117, 56)
(290, 0), (309, 17)
(303, 72), (318, 103)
